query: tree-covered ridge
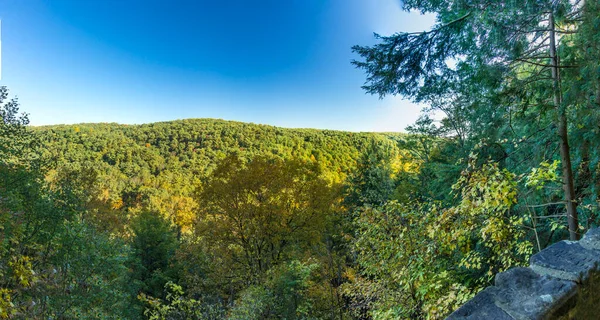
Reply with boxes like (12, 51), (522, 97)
(32, 120), (406, 233)
(35, 119), (403, 178)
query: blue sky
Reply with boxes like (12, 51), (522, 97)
(1, 0), (434, 131)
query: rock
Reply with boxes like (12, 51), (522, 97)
(446, 287), (513, 320)
(530, 241), (600, 282)
(580, 227), (600, 251)
(446, 228), (600, 319)
(493, 267), (577, 320)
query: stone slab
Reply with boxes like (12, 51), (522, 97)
(530, 240), (600, 282)
(580, 227), (600, 251)
(446, 287), (513, 320)
(493, 267), (577, 320)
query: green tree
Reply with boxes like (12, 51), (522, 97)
(130, 211), (180, 300)
(346, 201), (458, 319)
(346, 159), (532, 319)
(352, 0), (588, 240)
(139, 281), (225, 320)
(344, 138), (396, 208)
(0, 87), (133, 318)
(195, 154), (339, 294)
(0, 86), (33, 166)
(229, 260), (322, 320)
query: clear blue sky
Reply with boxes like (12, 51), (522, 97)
(1, 0), (434, 131)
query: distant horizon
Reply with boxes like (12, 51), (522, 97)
(28, 116), (407, 133)
(2, 0), (435, 132)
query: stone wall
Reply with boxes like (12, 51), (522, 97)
(447, 228), (600, 320)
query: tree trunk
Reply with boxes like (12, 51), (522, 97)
(550, 11), (579, 240)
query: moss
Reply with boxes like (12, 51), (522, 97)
(556, 271), (600, 319)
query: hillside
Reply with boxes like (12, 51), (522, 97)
(33, 119), (405, 232)
(35, 118), (403, 174)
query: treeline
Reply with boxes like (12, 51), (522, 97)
(32, 119), (405, 235)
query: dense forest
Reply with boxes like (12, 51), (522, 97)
(2, 0), (600, 319)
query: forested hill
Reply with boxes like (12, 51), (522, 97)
(35, 118), (403, 176)
(32, 118), (405, 232)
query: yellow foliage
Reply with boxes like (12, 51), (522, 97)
(8, 256), (36, 288)
(434, 162), (532, 283)
(0, 288), (14, 319)
(112, 198), (124, 210)
(390, 151), (421, 177)
(196, 154), (340, 278)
